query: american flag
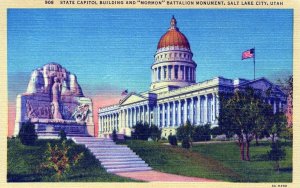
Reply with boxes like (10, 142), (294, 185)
(121, 89), (128, 96)
(242, 48), (255, 60)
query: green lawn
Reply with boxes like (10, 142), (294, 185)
(123, 140), (292, 182)
(7, 138), (136, 182)
(191, 141), (292, 182)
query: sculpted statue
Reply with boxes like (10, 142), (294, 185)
(51, 77), (62, 119)
(72, 104), (90, 122)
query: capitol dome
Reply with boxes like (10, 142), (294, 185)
(157, 16), (190, 50)
(150, 16), (197, 91)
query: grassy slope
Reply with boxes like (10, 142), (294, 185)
(7, 138), (136, 182)
(123, 140), (292, 182)
(191, 141), (292, 182)
(123, 140), (240, 181)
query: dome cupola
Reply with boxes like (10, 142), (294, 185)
(150, 16), (197, 91)
(157, 16), (191, 50)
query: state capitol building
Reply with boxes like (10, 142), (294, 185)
(98, 16), (286, 138)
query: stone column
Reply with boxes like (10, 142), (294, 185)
(204, 95), (207, 124)
(148, 105), (151, 127)
(184, 99), (188, 124)
(211, 94), (215, 122)
(129, 108), (131, 128)
(190, 98), (194, 125)
(172, 101), (176, 127)
(178, 100), (182, 126)
(162, 103), (165, 127)
(99, 116), (102, 134)
(166, 102), (170, 127)
(134, 107), (137, 125)
(126, 109), (128, 128)
(196, 96), (200, 125)
(142, 105), (145, 123)
(157, 104), (161, 127)
(215, 94), (219, 123)
(158, 67), (160, 81)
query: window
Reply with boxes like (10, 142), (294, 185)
(175, 66), (178, 79)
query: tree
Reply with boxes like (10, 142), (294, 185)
(18, 122), (37, 145)
(132, 122), (150, 140)
(268, 112), (287, 143)
(149, 125), (161, 141)
(268, 141), (286, 172)
(276, 75), (293, 128)
(218, 87), (268, 161)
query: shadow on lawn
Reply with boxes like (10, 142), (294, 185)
(7, 173), (42, 182)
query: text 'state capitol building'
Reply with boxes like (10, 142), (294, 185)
(99, 17), (287, 138)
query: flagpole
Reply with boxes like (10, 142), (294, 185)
(253, 47), (255, 80)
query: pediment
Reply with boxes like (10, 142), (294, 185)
(240, 78), (285, 96)
(119, 93), (147, 105)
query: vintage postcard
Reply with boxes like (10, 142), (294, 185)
(0, 0), (299, 187)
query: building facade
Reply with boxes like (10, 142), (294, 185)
(98, 16), (286, 138)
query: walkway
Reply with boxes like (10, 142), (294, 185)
(115, 170), (218, 182)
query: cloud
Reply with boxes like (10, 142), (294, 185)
(8, 102), (16, 137)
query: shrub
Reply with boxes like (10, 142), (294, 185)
(59, 130), (67, 141)
(132, 122), (150, 140)
(112, 129), (118, 142)
(192, 124), (211, 142)
(18, 122), (37, 145)
(168, 135), (177, 146)
(149, 125), (161, 141)
(176, 120), (194, 141)
(41, 140), (84, 180)
(182, 137), (190, 149)
(268, 141), (286, 172)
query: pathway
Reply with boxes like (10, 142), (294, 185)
(115, 170), (219, 182)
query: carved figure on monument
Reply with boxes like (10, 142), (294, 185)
(51, 77), (63, 119)
(26, 100), (36, 119)
(72, 104), (90, 122)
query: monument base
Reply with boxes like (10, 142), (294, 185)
(33, 120), (90, 139)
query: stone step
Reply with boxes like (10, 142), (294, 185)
(89, 148), (131, 152)
(85, 145), (128, 149)
(92, 152), (137, 156)
(74, 140), (114, 144)
(101, 160), (146, 166)
(107, 167), (152, 173)
(96, 155), (140, 161)
(71, 136), (152, 173)
(104, 163), (149, 169)
(73, 137), (112, 140)
(89, 147), (133, 151)
(99, 158), (144, 163)
(95, 155), (139, 160)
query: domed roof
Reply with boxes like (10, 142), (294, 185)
(157, 16), (190, 50)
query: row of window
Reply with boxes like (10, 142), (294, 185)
(154, 65), (195, 81)
(155, 52), (192, 61)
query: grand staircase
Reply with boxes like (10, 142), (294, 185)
(71, 137), (152, 173)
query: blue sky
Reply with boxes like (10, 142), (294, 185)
(8, 9), (293, 101)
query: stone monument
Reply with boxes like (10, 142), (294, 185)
(14, 63), (94, 138)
